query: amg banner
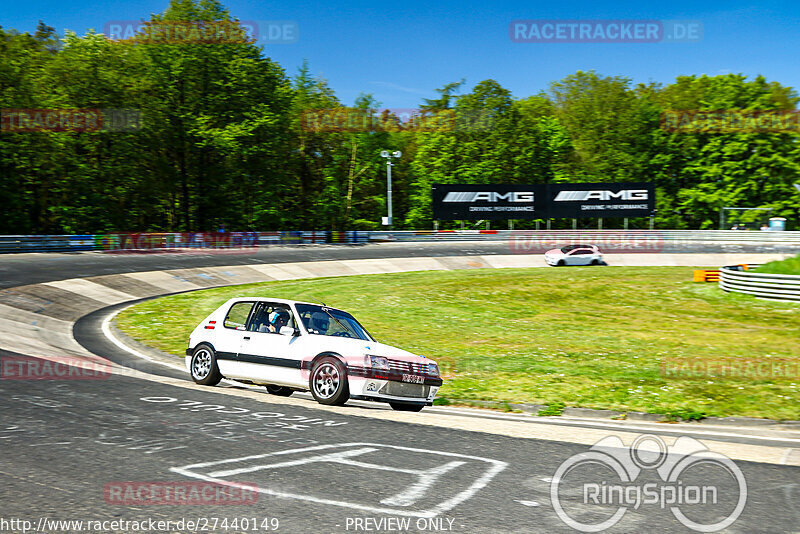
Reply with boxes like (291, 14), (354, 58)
(432, 182), (655, 220)
(545, 182), (655, 218)
(431, 184), (542, 220)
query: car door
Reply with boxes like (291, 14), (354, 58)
(570, 248), (594, 265)
(234, 302), (305, 387)
(215, 300), (258, 376)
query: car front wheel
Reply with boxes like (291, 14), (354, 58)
(309, 356), (349, 406)
(557, 259), (565, 266)
(190, 345), (222, 386)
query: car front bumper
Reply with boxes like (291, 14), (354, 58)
(347, 367), (442, 405)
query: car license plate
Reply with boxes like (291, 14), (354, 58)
(402, 374), (424, 384)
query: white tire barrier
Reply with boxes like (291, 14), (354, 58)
(719, 266), (800, 302)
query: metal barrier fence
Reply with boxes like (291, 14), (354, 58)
(1, 229), (800, 254)
(0, 235), (95, 253)
(375, 229), (800, 244)
(719, 266), (800, 302)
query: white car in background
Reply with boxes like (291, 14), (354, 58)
(544, 244), (605, 266)
(186, 298), (442, 412)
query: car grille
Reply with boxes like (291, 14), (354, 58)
(387, 360), (427, 375)
(379, 382), (430, 399)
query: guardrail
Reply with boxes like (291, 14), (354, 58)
(719, 266), (800, 302)
(0, 232), (370, 253)
(2, 229), (800, 254)
(377, 229), (800, 243)
(0, 235), (96, 253)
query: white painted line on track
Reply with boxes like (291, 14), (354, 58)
(102, 307), (279, 391)
(171, 443), (507, 518)
(101, 306), (185, 374)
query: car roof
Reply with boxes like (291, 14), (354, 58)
(562, 244), (598, 249)
(223, 297), (338, 308)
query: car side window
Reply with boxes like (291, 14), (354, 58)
(249, 302), (295, 333)
(299, 311), (312, 331)
(224, 302), (255, 330)
(573, 249), (591, 255)
(247, 303), (267, 332)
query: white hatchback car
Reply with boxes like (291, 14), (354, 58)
(186, 298), (442, 411)
(544, 244), (605, 266)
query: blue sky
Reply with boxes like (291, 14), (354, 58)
(4, 0), (799, 108)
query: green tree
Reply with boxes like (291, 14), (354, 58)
(653, 74), (800, 228)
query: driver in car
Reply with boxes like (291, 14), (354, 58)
(308, 311), (329, 334)
(267, 309), (290, 333)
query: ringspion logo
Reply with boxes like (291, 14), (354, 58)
(551, 434), (746, 532)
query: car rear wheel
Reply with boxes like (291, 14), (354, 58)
(390, 402), (424, 412)
(190, 345), (222, 386)
(309, 356), (349, 406)
(591, 259), (600, 265)
(265, 385), (293, 397)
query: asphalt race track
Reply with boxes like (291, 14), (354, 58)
(1, 238), (799, 289)
(0, 242), (504, 289)
(1, 242), (799, 533)
(3, 351), (799, 533)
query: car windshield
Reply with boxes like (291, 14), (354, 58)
(295, 304), (374, 341)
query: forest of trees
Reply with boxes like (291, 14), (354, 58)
(1, 0), (799, 233)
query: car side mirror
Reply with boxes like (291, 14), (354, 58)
(280, 326), (298, 336)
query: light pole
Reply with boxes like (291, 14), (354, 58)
(380, 150), (401, 228)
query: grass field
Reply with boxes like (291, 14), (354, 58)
(116, 266), (800, 420)
(757, 254), (800, 275)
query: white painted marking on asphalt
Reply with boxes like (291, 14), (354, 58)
(101, 306), (184, 373)
(380, 460), (466, 507)
(171, 442), (507, 518)
(515, 500), (540, 507)
(102, 307), (260, 390)
(207, 447), (381, 477)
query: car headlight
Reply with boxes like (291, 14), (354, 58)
(369, 355), (389, 370)
(428, 363), (440, 377)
